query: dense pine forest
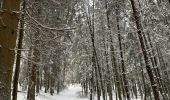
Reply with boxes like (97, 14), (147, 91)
(0, 0), (170, 100)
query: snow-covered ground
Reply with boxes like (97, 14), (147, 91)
(18, 84), (88, 100)
(18, 84), (141, 100)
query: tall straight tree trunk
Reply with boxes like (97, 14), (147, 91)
(110, 45), (122, 100)
(90, 72), (94, 100)
(12, 1), (26, 100)
(142, 29), (165, 99)
(146, 32), (168, 99)
(115, 3), (130, 100)
(138, 0), (168, 98)
(129, 0), (160, 100)
(156, 43), (170, 97)
(27, 47), (36, 100)
(27, 0), (41, 98)
(104, 0), (122, 99)
(27, 65), (36, 100)
(103, 1), (114, 100)
(0, 0), (20, 99)
(93, 54), (101, 100)
(102, 32), (112, 100)
(27, 45), (40, 100)
(36, 67), (40, 93)
(104, 1), (124, 99)
(85, 0), (105, 100)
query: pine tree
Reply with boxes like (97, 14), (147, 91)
(129, 0), (160, 99)
(12, 1), (26, 100)
(0, 0), (20, 99)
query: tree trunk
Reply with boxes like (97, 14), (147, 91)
(0, 0), (20, 99)
(103, 35), (112, 100)
(27, 47), (36, 100)
(129, 0), (160, 99)
(115, 3), (130, 100)
(111, 45), (122, 100)
(86, 0), (105, 99)
(36, 68), (40, 93)
(12, 1), (26, 100)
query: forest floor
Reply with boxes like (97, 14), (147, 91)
(17, 84), (141, 100)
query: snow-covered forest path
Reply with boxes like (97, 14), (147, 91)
(18, 84), (142, 100)
(18, 85), (89, 100)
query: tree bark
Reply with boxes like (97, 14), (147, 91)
(36, 68), (40, 93)
(0, 0), (20, 99)
(12, 1), (26, 100)
(129, 0), (160, 99)
(115, 3), (130, 100)
(85, 0), (105, 99)
(27, 47), (37, 100)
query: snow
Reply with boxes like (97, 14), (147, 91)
(17, 84), (141, 100)
(18, 84), (88, 100)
